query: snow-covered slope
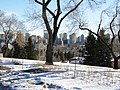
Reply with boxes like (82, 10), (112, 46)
(0, 58), (120, 90)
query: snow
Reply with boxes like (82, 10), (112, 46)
(0, 58), (120, 90)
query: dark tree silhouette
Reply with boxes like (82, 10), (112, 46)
(80, 4), (120, 69)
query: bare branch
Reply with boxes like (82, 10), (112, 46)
(0, 11), (26, 45)
(45, 0), (51, 6)
(79, 26), (116, 59)
(118, 30), (120, 43)
(58, 0), (84, 29)
(97, 10), (104, 34)
(110, 5), (118, 47)
(34, 0), (55, 17)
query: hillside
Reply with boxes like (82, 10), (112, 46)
(0, 58), (120, 90)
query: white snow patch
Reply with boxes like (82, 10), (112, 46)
(0, 58), (120, 90)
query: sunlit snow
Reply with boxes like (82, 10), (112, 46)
(0, 58), (120, 90)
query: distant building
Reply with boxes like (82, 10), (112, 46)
(25, 33), (30, 41)
(62, 33), (68, 45)
(55, 36), (59, 45)
(76, 36), (81, 44)
(59, 33), (63, 39)
(80, 34), (85, 45)
(69, 33), (76, 44)
(62, 33), (67, 40)
(59, 33), (63, 46)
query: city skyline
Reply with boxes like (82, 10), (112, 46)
(0, 0), (117, 37)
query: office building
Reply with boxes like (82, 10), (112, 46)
(69, 33), (76, 44)
(81, 34), (85, 45)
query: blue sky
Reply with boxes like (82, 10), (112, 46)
(0, 0), (30, 19)
(0, 0), (44, 36)
(0, 0), (119, 37)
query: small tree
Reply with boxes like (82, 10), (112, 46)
(84, 32), (97, 65)
(12, 41), (27, 59)
(25, 37), (36, 60)
(1, 45), (11, 57)
(12, 41), (21, 58)
(95, 29), (112, 67)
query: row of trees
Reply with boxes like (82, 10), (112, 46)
(85, 29), (112, 67)
(54, 50), (76, 62)
(1, 0), (120, 69)
(1, 36), (37, 60)
(0, 10), (37, 60)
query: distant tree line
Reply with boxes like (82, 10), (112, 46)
(53, 49), (82, 62)
(53, 50), (71, 62)
(1, 37), (37, 60)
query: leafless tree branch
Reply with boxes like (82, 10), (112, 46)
(58, 0), (84, 29)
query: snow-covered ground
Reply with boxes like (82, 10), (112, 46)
(0, 58), (120, 90)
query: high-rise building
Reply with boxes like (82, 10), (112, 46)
(59, 33), (63, 39)
(62, 33), (67, 40)
(76, 36), (81, 43)
(80, 34), (85, 45)
(59, 33), (63, 46)
(69, 33), (76, 44)
(62, 33), (68, 45)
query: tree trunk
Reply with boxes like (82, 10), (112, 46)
(45, 34), (54, 65)
(113, 58), (118, 69)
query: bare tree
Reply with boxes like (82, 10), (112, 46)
(0, 10), (26, 57)
(29, 0), (84, 64)
(79, 4), (120, 69)
(15, 31), (26, 48)
(28, 0), (103, 65)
